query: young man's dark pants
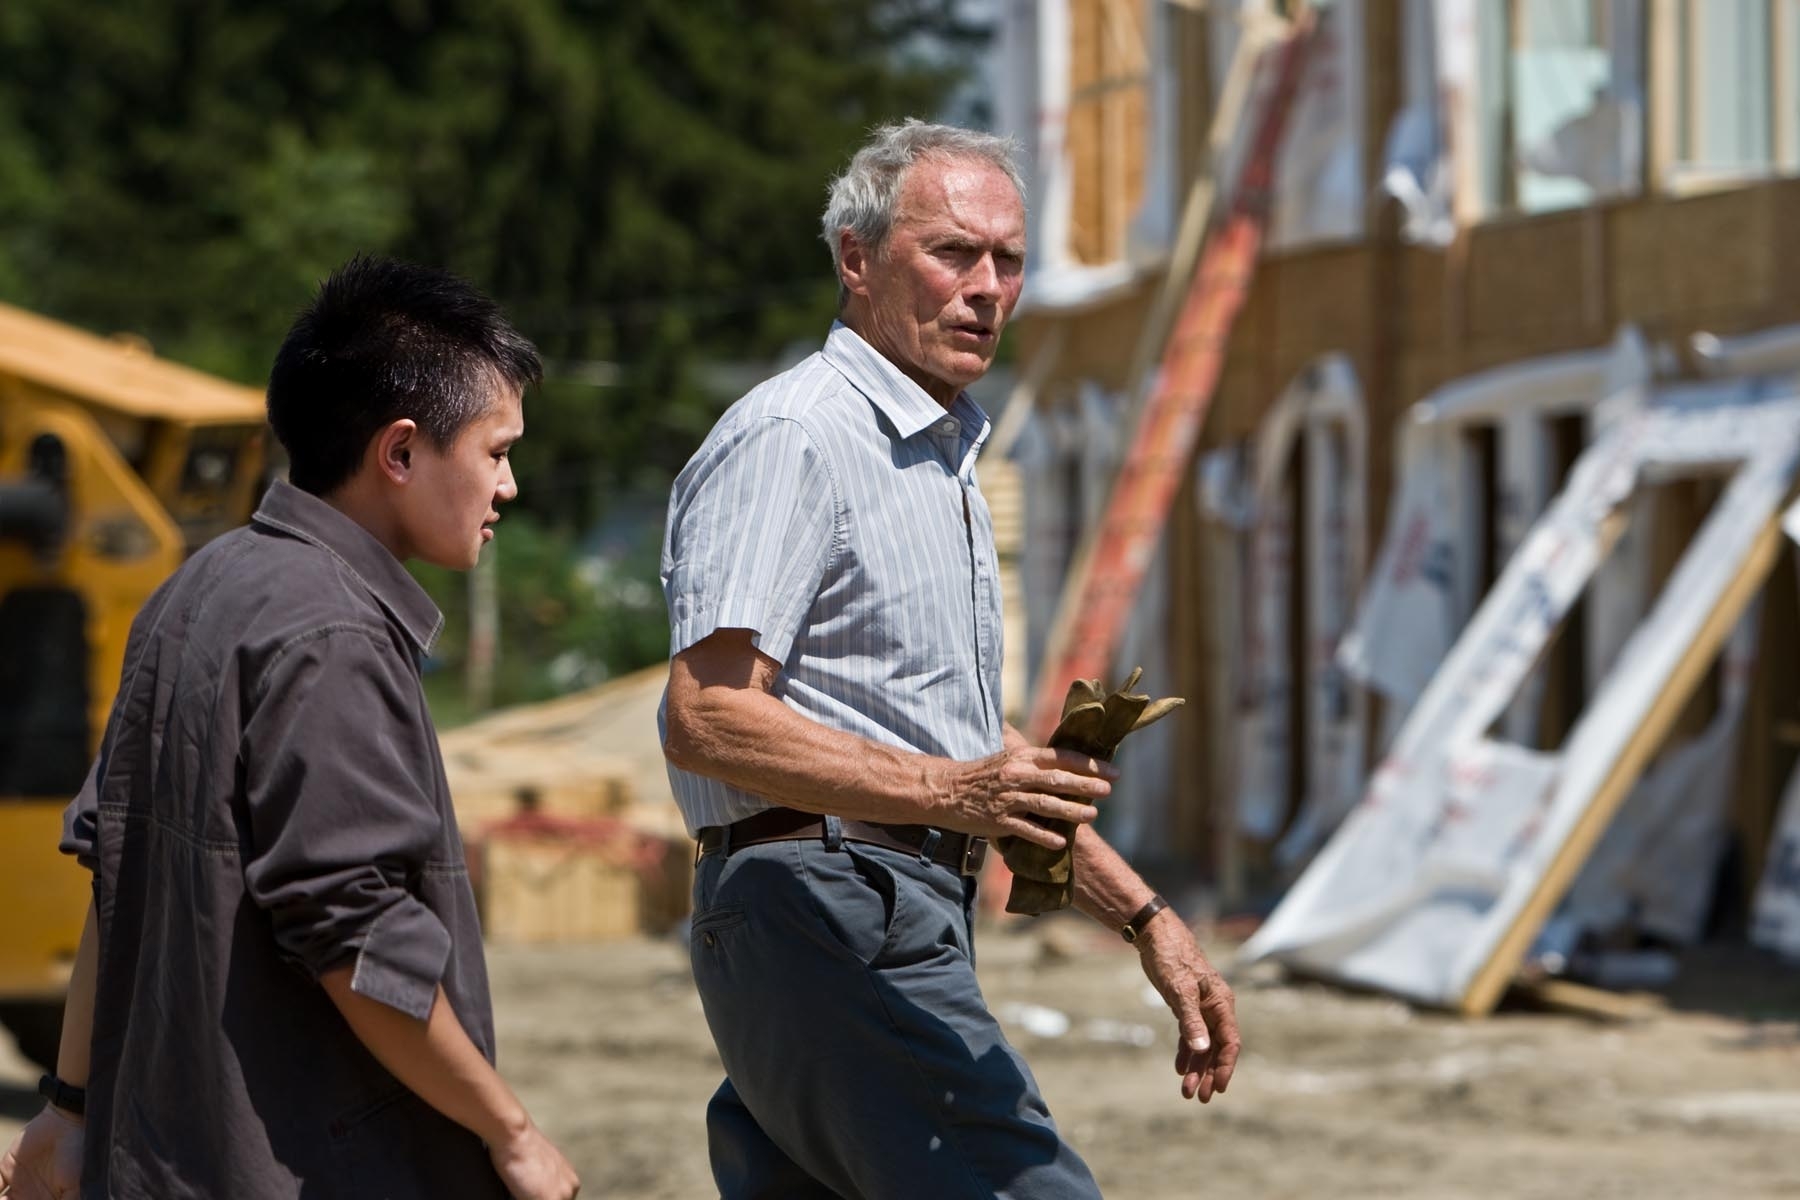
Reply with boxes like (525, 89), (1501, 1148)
(689, 817), (1103, 1200)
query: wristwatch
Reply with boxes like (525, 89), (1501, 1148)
(1121, 895), (1171, 944)
(37, 1073), (86, 1117)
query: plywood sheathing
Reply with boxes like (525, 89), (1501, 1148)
(1025, 283), (1160, 394)
(1463, 210), (1604, 347)
(1067, 0), (1150, 266)
(1612, 188), (1781, 324)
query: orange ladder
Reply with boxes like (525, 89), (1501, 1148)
(1024, 14), (1319, 742)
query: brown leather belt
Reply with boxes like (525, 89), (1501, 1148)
(696, 806), (988, 877)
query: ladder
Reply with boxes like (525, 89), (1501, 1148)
(1024, 12), (1318, 740)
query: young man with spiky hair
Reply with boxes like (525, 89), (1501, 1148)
(1, 257), (579, 1200)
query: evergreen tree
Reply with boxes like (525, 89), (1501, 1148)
(0, 0), (988, 521)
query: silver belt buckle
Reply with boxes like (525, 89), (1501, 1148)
(960, 836), (988, 877)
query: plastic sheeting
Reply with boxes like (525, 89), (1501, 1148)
(1195, 357), (1366, 854)
(1242, 382), (1800, 1009)
(1339, 329), (1652, 737)
(1749, 497), (1800, 960)
(1752, 762), (1800, 961)
(1547, 606), (1761, 949)
(1013, 383), (1172, 858)
(1265, 0), (1365, 250)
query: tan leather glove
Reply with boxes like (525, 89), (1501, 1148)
(999, 667), (1184, 915)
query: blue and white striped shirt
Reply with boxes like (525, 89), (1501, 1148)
(660, 322), (1006, 834)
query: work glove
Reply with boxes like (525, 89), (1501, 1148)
(1000, 668), (1184, 915)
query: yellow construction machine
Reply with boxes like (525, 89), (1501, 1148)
(0, 303), (267, 1068)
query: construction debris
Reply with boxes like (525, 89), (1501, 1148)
(439, 665), (692, 944)
(1242, 379), (1800, 1014)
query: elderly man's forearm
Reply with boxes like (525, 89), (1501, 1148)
(664, 678), (954, 826)
(1069, 824), (1161, 929)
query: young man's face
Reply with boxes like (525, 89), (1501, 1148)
(399, 379), (524, 570)
(845, 156), (1027, 407)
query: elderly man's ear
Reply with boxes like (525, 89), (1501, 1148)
(838, 231), (874, 297)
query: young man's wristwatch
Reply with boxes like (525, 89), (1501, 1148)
(37, 1073), (86, 1117)
(1121, 894), (1171, 944)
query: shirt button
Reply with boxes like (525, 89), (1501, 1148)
(939, 420), (958, 435)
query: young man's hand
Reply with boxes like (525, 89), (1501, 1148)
(0, 1105), (84, 1199)
(489, 1121), (580, 1200)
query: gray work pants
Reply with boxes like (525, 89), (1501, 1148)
(688, 817), (1103, 1200)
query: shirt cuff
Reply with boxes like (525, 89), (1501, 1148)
(347, 897), (453, 1021)
(669, 594), (799, 667)
(59, 804), (100, 876)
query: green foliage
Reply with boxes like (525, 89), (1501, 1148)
(0, 0), (987, 696)
(0, 0), (987, 516)
(411, 510), (668, 722)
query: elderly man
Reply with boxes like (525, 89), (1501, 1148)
(661, 120), (1239, 1199)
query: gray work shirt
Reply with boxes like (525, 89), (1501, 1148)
(61, 480), (508, 1199)
(660, 321), (1005, 833)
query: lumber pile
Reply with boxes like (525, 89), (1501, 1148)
(438, 665), (693, 944)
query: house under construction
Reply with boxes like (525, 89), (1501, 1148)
(994, 0), (1800, 1009)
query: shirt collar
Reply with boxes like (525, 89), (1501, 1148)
(823, 321), (976, 443)
(251, 480), (445, 655)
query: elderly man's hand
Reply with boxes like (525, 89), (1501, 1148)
(1135, 913), (1240, 1102)
(935, 746), (1113, 849)
(0, 1105), (84, 1199)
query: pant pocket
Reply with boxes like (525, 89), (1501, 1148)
(691, 903), (747, 947)
(798, 840), (908, 967)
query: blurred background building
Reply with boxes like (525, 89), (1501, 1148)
(991, 0), (1800, 978)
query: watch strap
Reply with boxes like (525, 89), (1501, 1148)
(37, 1072), (86, 1117)
(1121, 894), (1171, 944)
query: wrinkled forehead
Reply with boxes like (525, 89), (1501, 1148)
(894, 155), (1027, 244)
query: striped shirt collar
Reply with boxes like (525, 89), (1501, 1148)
(822, 321), (993, 457)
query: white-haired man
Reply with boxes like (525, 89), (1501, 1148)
(660, 119), (1239, 1199)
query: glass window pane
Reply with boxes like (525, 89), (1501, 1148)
(1675, 0), (1773, 182)
(1512, 0), (1639, 212)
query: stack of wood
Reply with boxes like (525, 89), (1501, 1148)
(982, 454), (1030, 726)
(438, 665), (693, 944)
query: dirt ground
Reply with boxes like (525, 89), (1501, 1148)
(4, 921), (1798, 1199)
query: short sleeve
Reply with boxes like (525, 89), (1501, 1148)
(239, 627), (451, 1021)
(663, 415), (838, 667)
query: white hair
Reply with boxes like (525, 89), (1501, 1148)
(820, 119), (1025, 298)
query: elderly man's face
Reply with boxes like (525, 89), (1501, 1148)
(843, 156), (1026, 407)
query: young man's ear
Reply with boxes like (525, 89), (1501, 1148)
(372, 419), (420, 485)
